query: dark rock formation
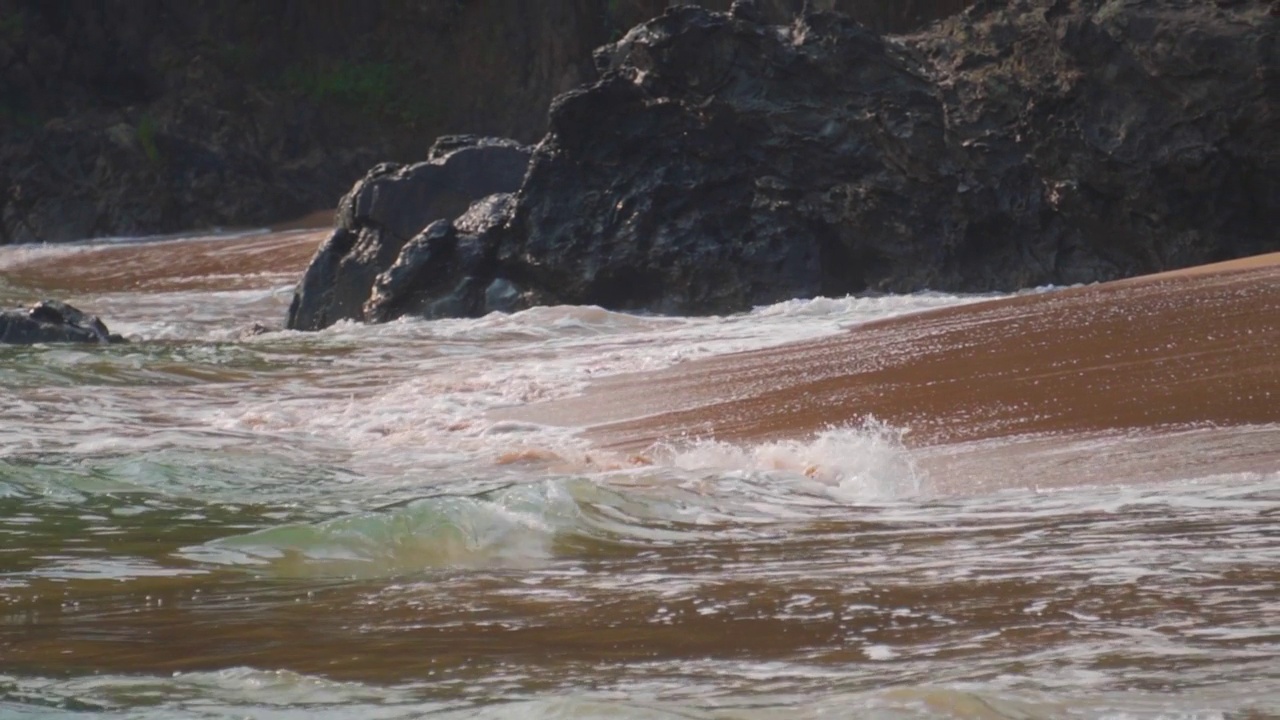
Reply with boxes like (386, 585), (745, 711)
(289, 0), (1278, 327)
(0, 300), (125, 344)
(613, 0), (975, 35)
(287, 136), (531, 331)
(1, 0), (972, 245)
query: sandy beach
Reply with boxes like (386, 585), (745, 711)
(0, 229), (328, 295)
(511, 253), (1280, 492)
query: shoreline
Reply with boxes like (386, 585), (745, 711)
(503, 253), (1280, 489)
(5, 227), (1277, 459)
(0, 228), (330, 296)
(0, 228), (1275, 495)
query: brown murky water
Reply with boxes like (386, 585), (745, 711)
(0, 233), (1277, 718)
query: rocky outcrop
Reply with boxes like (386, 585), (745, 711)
(1, 0), (973, 245)
(287, 137), (531, 331)
(289, 0), (1278, 327)
(0, 300), (125, 344)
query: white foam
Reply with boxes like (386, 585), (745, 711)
(4, 234), (985, 504)
(655, 423), (922, 502)
(200, 295), (982, 485)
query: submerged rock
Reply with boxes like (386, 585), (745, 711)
(290, 0), (1278, 328)
(0, 300), (126, 345)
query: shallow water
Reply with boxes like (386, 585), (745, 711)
(1, 232), (1277, 719)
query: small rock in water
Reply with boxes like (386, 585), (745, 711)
(237, 322), (273, 339)
(0, 300), (126, 345)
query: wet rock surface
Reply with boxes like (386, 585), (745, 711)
(0, 300), (125, 344)
(291, 0), (1277, 327)
(286, 137), (532, 331)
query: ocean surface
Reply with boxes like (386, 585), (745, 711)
(1, 230), (1277, 719)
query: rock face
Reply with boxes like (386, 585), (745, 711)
(290, 0), (1278, 327)
(0, 300), (125, 345)
(1, 0), (972, 245)
(287, 137), (532, 331)
(612, 0), (975, 34)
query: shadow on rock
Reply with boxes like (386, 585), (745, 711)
(286, 136), (533, 331)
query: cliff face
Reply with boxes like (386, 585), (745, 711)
(0, 0), (971, 244)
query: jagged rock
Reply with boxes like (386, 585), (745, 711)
(0, 300), (126, 345)
(513, 6), (952, 313)
(500, 0), (1277, 312)
(286, 137), (531, 330)
(361, 192), (528, 322)
(290, 0), (1277, 327)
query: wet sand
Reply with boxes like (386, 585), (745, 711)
(511, 254), (1280, 491)
(0, 229), (328, 294)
